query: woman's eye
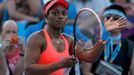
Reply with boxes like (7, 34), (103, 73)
(62, 11), (68, 16)
(52, 11), (58, 16)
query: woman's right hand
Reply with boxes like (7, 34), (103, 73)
(60, 56), (78, 68)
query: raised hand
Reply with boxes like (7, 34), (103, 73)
(1, 36), (11, 51)
(104, 17), (127, 32)
(60, 56), (78, 68)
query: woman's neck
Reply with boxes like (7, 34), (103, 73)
(45, 25), (62, 39)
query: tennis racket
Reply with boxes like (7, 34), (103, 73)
(73, 8), (103, 56)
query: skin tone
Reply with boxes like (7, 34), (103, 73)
(0, 20), (25, 75)
(24, 4), (105, 75)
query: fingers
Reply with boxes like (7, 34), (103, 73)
(110, 17), (127, 30)
(118, 19), (127, 26)
(104, 16), (127, 32)
(69, 57), (78, 64)
(113, 23), (126, 30)
(117, 17), (127, 25)
(117, 25), (126, 29)
(64, 56), (78, 68)
(116, 17), (125, 22)
(117, 17), (127, 24)
(70, 58), (78, 63)
(117, 17), (127, 28)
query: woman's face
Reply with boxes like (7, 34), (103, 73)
(46, 4), (68, 29)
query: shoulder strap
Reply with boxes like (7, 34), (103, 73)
(62, 33), (73, 55)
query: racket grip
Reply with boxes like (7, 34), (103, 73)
(101, 26), (110, 40)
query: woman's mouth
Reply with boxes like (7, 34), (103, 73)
(58, 21), (65, 25)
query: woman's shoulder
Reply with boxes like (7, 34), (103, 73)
(27, 30), (46, 44)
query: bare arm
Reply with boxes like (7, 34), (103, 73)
(7, 0), (39, 22)
(24, 32), (77, 75)
(80, 41), (95, 75)
(81, 61), (94, 75)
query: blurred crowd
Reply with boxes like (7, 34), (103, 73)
(0, 0), (134, 75)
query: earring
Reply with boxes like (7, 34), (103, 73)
(46, 19), (48, 23)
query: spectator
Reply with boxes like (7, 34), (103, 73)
(1, 20), (25, 75)
(81, 4), (133, 75)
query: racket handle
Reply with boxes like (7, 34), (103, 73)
(101, 26), (110, 40)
